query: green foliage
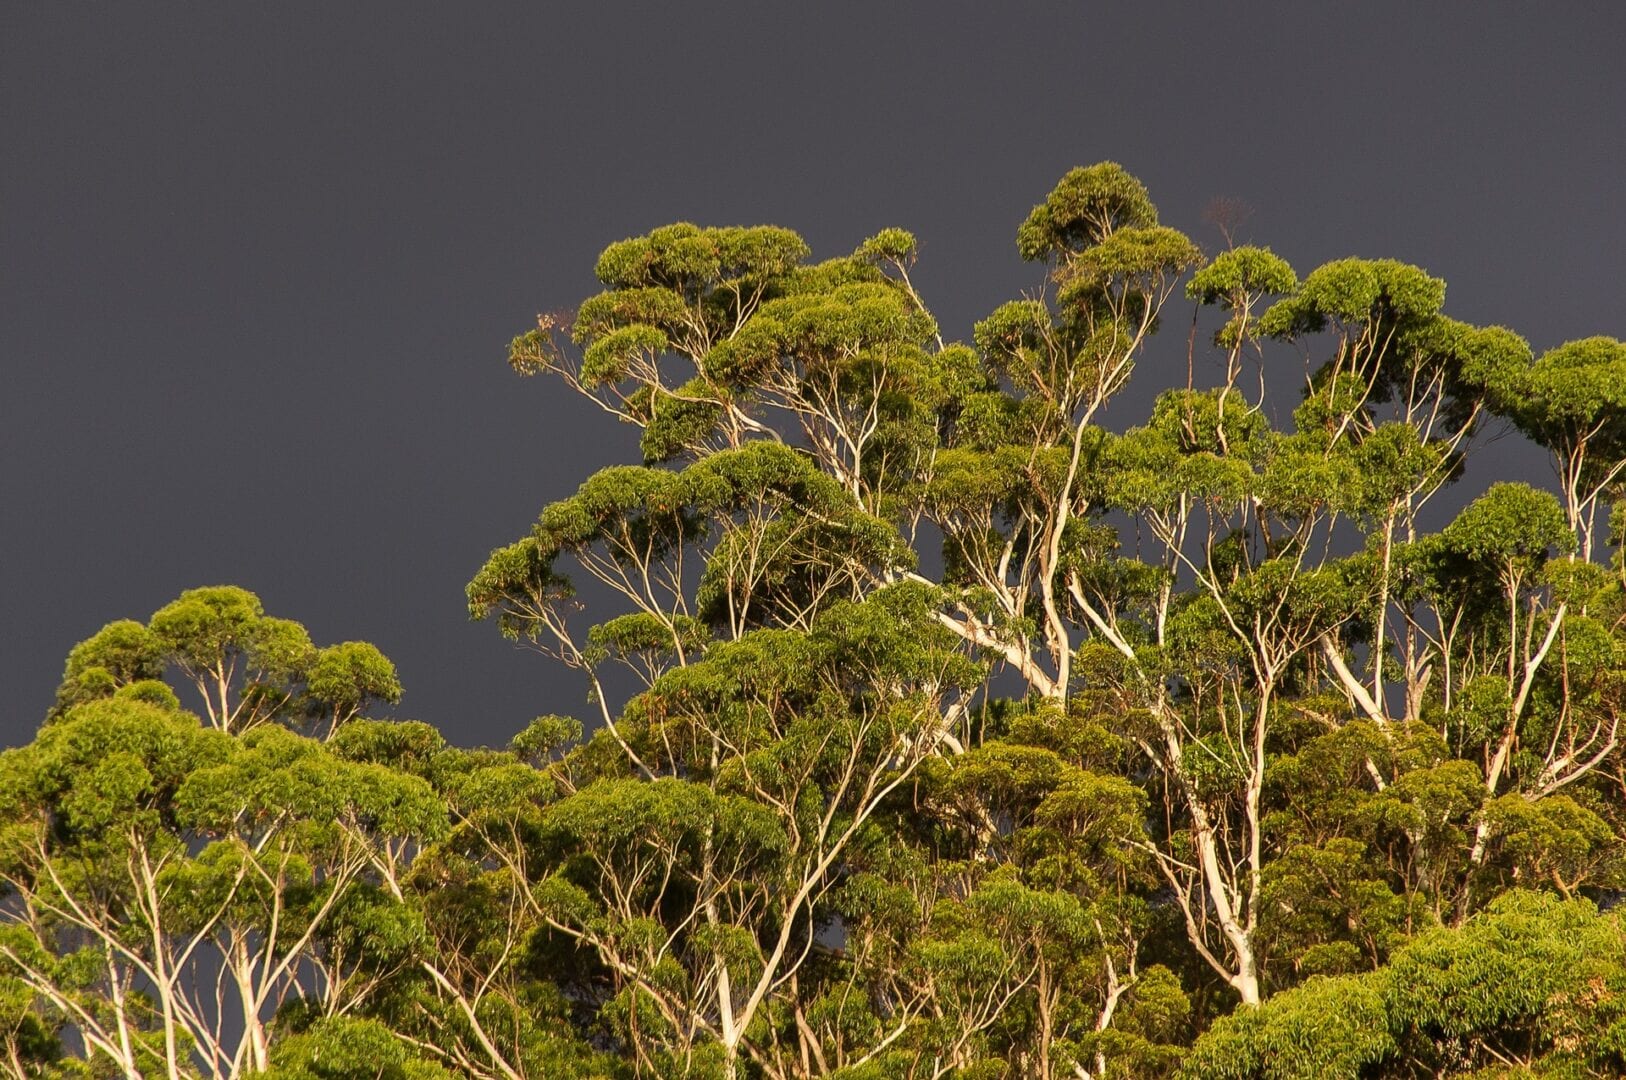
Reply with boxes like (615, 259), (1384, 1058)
(50, 585), (406, 741)
(1184, 892), (1626, 1079)
(1443, 482), (1575, 573)
(264, 1017), (460, 1079)
(14, 160), (1626, 1078)
(1017, 162), (1160, 262)
(1179, 973), (1394, 1079)
(1262, 257), (1445, 338)
(304, 640), (403, 734)
(1186, 246), (1297, 306)
(592, 224), (810, 291)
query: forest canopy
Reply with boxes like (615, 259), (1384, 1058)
(7, 163), (1626, 1079)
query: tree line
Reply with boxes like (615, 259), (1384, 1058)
(6, 162), (1626, 1078)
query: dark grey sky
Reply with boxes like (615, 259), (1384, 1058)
(5, 3), (1623, 748)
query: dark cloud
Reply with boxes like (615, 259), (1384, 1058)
(5, 2), (1623, 746)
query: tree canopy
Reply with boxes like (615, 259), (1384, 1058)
(7, 162), (1626, 1078)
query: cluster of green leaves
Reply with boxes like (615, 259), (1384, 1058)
(1182, 890), (1626, 1078)
(50, 586), (401, 738)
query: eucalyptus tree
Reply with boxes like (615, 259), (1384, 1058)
(472, 157), (1626, 1080)
(10, 594), (629, 1080)
(309, 718), (626, 1080)
(1499, 336), (1626, 560)
(0, 688), (441, 1078)
(2, 592), (435, 1079)
(469, 159), (1626, 1078)
(49, 586), (402, 739)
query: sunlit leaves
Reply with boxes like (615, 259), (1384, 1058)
(593, 224), (809, 292)
(1178, 971), (1394, 1080)
(1441, 482), (1573, 571)
(1057, 226), (1202, 294)
(1016, 162), (1160, 262)
(1262, 258), (1445, 338)
(1186, 246), (1297, 306)
(454, 159), (1626, 1075)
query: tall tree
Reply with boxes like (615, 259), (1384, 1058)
(472, 159), (1626, 1077)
